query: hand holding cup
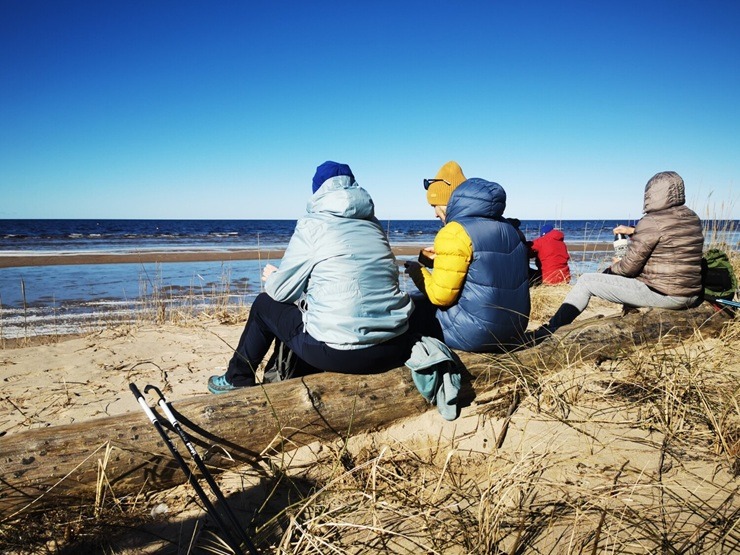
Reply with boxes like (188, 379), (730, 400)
(613, 225), (635, 236)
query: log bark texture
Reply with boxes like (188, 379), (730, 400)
(0, 303), (731, 517)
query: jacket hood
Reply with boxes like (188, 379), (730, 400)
(543, 229), (565, 242)
(643, 171), (685, 213)
(307, 175), (375, 219)
(445, 178), (506, 222)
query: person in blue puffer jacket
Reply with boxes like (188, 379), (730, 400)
(405, 162), (530, 351)
(208, 161), (417, 393)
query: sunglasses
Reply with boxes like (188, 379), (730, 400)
(423, 178), (451, 190)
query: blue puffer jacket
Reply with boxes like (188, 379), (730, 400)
(265, 175), (413, 350)
(438, 178), (530, 350)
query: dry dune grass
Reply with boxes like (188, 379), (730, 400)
(246, 308), (739, 555)
(136, 265), (252, 329)
(3, 285), (739, 554)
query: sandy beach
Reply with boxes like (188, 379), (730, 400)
(0, 247), (411, 268)
(1, 291), (739, 553)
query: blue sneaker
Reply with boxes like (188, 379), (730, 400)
(207, 374), (242, 394)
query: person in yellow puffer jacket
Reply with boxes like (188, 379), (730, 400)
(404, 161), (530, 352)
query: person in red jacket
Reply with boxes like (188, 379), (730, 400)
(528, 224), (571, 285)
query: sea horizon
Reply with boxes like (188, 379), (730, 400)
(0, 217), (648, 252)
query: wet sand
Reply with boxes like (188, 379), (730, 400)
(0, 243), (613, 268)
(0, 249), (293, 268)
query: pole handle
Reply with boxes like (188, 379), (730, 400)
(130, 383), (158, 424)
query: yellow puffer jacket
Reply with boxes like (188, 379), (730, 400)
(411, 221), (473, 306)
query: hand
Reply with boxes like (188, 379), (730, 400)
(262, 263), (278, 282)
(404, 260), (422, 275)
(613, 225), (635, 235)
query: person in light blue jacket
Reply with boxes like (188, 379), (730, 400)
(208, 161), (417, 393)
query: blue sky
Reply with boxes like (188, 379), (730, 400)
(1, 1), (739, 220)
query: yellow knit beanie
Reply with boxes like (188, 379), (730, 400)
(426, 161), (467, 206)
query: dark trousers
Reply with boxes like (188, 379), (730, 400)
(226, 293), (421, 386)
(528, 267), (543, 286)
(406, 294), (445, 341)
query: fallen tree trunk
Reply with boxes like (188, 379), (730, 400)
(0, 303), (731, 517)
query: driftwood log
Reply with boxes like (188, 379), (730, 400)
(0, 303), (731, 517)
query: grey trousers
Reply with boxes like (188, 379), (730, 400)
(564, 273), (699, 312)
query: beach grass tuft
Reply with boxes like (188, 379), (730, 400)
(133, 263), (251, 330)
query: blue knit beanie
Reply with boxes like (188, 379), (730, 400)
(312, 161), (355, 193)
(540, 224), (554, 236)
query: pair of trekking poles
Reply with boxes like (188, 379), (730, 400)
(129, 383), (258, 555)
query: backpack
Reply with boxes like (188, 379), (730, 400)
(701, 248), (738, 302)
(261, 341), (319, 384)
(262, 341), (298, 383)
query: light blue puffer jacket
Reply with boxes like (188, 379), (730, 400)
(265, 175), (413, 350)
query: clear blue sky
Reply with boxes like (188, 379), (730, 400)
(2, 1), (739, 221)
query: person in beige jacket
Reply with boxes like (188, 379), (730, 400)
(527, 171), (704, 343)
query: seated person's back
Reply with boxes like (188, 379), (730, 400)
(406, 161), (530, 352)
(529, 224), (571, 285)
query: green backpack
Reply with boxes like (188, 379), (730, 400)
(701, 248), (738, 302)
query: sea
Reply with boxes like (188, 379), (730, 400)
(1, 219), (737, 339)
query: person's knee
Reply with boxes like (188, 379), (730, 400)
(576, 273), (600, 287)
(246, 292), (279, 329)
(563, 275), (596, 311)
(574, 272), (613, 295)
(252, 292), (274, 313)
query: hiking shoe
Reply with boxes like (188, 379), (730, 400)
(207, 373), (243, 395)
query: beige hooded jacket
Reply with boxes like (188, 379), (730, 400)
(610, 171), (704, 297)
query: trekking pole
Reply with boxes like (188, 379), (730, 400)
(144, 384), (259, 555)
(716, 298), (740, 309)
(128, 383), (246, 555)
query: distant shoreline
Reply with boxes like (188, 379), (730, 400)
(0, 242), (613, 268)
